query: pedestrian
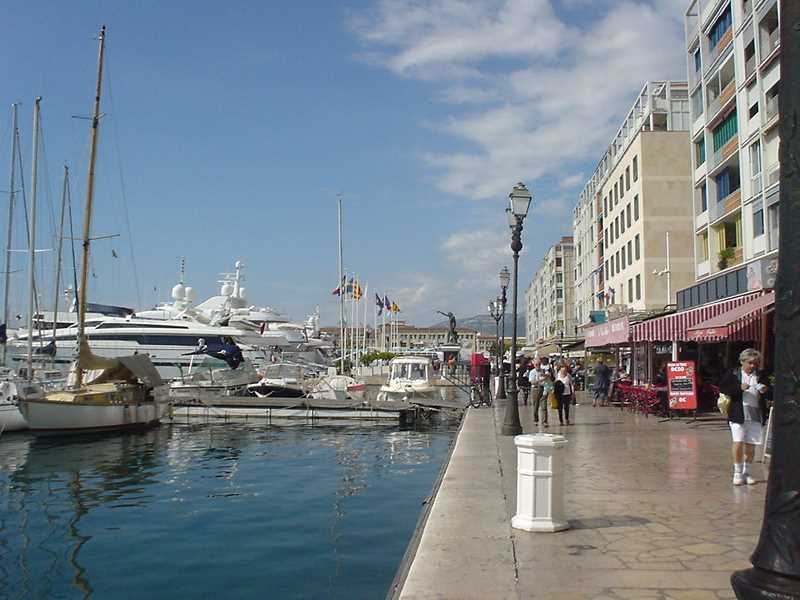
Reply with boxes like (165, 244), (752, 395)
(718, 348), (770, 486)
(531, 367), (549, 427)
(517, 364), (531, 405)
(592, 357), (611, 407)
(554, 365), (574, 425)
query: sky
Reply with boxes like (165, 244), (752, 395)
(0, 0), (688, 329)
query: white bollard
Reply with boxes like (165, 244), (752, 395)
(512, 433), (569, 532)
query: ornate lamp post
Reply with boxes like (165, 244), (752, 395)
(498, 266), (510, 399)
(731, 5), (800, 598)
(489, 298), (504, 399)
(501, 183), (532, 436)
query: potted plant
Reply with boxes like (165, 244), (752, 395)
(718, 247), (735, 270)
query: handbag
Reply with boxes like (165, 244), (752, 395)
(717, 393), (731, 416)
(549, 391), (558, 409)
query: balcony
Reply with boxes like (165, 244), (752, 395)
(760, 27), (780, 65)
(714, 246), (744, 273)
(764, 94), (779, 128)
(765, 163), (779, 188)
(722, 189), (741, 214)
(709, 28), (733, 65)
(707, 80), (736, 118)
(711, 136), (739, 169)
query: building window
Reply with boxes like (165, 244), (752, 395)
(619, 175), (624, 198)
(699, 230), (709, 261)
(615, 216), (619, 238)
(614, 183), (618, 205)
(625, 167), (631, 190)
(615, 252), (620, 272)
(633, 195), (640, 221)
(693, 47), (701, 73)
(626, 204), (631, 227)
(695, 139), (705, 165)
(753, 201), (765, 237)
(700, 183), (708, 213)
(627, 241), (632, 264)
(712, 109), (738, 153)
(628, 279), (634, 303)
(555, 257), (562, 267)
(556, 289), (563, 299)
(750, 140), (762, 195)
(621, 248), (626, 269)
(636, 274), (641, 300)
(605, 261), (609, 279)
(635, 234), (640, 260)
(633, 156), (638, 181)
(604, 196), (608, 215)
(620, 213), (625, 234)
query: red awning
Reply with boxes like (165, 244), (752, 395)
(631, 293), (761, 343)
(686, 292), (774, 341)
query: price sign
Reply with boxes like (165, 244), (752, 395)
(667, 361), (697, 410)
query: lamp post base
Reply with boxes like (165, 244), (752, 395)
(732, 568), (800, 600)
(496, 376), (507, 401)
(501, 390), (523, 436)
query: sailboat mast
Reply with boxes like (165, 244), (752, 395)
(26, 97), (42, 380)
(2, 103), (19, 366)
(337, 194), (344, 373)
(51, 165), (69, 348)
(75, 25), (106, 389)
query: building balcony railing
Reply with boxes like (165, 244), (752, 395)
(713, 246), (744, 273)
(709, 29), (733, 65)
(765, 163), (780, 188)
(706, 80), (736, 117)
(722, 188), (742, 214)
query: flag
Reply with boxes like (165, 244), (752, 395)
(111, 248), (118, 258)
(391, 302), (400, 313)
(353, 280), (363, 300)
(331, 275), (346, 295)
(383, 295), (391, 310)
(375, 293), (383, 315)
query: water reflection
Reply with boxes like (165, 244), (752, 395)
(0, 419), (457, 599)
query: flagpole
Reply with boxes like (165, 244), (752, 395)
(363, 282), (369, 358)
(337, 196), (344, 373)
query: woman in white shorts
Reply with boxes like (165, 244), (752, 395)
(718, 348), (770, 486)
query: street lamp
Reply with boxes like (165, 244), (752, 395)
(502, 183), (532, 437)
(498, 266), (510, 399)
(489, 297), (505, 400)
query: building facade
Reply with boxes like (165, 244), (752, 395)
(573, 81), (697, 325)
(525, 236), (576, 352)
(682, 0), (780, 308)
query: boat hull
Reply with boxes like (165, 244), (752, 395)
(19, 395), (167, 433)
(0, 403), (28, 431)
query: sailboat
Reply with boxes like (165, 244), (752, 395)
(19, 26), (168, 432)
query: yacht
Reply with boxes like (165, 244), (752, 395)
(376, 356), (440, 404)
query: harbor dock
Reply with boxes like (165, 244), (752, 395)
(392, 397), (765, 599)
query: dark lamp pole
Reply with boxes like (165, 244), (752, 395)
(731, 4), (800, 598)
(498, 266), (510, 400)
(502, 183), (532, 437)
(490, 297), (506, 400)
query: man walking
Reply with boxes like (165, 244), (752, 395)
(593, 356), (611, 407)
(529, 360), (548, 426)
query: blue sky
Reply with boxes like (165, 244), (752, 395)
(0, 0), (687, 328)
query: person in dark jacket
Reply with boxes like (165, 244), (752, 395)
(554, 365), (574, 425)
(718, 348), (769, 486)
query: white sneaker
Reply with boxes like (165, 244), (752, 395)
(745, 474), (757, 485)
(733, 473), (744, 486)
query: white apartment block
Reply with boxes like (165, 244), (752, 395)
(525, 237), (576, 350)
(573, 81), (697, 322)
(683, 0), (780, 306)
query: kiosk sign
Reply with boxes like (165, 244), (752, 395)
(667, 361), (697, 410)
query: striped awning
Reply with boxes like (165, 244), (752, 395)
(631, 293), (762, 343)
(686, 292), (774, 341)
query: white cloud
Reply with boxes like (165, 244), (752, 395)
(349, 0), (686, 200)
(559, 173), (584, 189)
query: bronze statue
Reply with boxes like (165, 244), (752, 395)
(437, 311), (459, 344)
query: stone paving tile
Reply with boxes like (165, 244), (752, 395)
(398, 401), (767, 599)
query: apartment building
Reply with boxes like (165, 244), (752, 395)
(682, 0), (780, 307)
(573, 81), (697, 323)
(525, 237), (576, 352)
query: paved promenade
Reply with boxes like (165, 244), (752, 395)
(397, 396), (767, 600)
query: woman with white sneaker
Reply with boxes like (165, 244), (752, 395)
(718, 348), (770, 486)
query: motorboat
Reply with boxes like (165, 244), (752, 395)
(376, 356), (439, 404)
(247, 363), (308, 398)
(169, 359), (259, 399)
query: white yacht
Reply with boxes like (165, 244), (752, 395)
(376, 356), (440, 404)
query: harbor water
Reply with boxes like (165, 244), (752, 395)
(0, 417), (460, 599)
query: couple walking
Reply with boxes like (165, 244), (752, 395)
(528, 362), (575, 426)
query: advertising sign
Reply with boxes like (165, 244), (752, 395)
(584, 315), (630, 348)
(667, 361), (697, 410)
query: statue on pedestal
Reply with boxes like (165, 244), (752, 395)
(437, 311), (459, 344)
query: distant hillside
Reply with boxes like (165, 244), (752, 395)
(432, 313), (526, 337)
